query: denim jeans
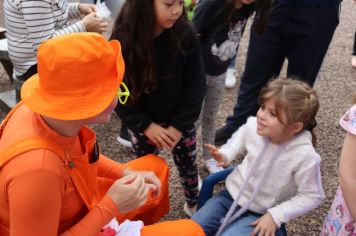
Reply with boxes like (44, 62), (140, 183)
(228, 55), (236, 69)
(192, 189), (287, 236)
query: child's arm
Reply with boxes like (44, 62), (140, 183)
(205, 144), (228, 167)
(338, 132), (356, 220)
(217, 117), (250, 165)
(267, 152), (324, 228)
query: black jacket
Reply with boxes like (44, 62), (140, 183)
(193, 0), (254, 76)
(116, 23), (206, 133)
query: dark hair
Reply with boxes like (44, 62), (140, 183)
(220, 0), (271, 35)
(259, 77), (320, 147)
(254, 0), (271, 34)
(111, 0), (187, 101)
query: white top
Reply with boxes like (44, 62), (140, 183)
(220, 117), (325, 227)
(4, 0), (85, 76)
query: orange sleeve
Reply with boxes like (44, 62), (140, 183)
(62, 196), (119, 236)
(97, 155), (125, 179)
(7, 169), (119, 236)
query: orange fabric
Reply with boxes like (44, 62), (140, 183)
(0, 104), (172, 236)
(21, 33), (125, 120)
(141, 219), (205, 236)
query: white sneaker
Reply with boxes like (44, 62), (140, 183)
(117, 135), (133, 148)
(204, 158), (224, 174)
(225, 68), (237, 88)
(183, 202), (197, 217)
(198, 174), (202, 191)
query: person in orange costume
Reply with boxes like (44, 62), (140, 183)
(0, 32), (205, 236)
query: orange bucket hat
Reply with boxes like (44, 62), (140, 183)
(21, 32), (125, 120)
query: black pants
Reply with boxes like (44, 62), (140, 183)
(17, 64), (37, 81)
(353, 29), (356, 56)
(128, 127), (199, 207)
(225, 2), (340, 131)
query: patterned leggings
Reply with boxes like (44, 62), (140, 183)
(129, 127), (199, 207)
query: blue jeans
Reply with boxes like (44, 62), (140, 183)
(192, 189), (287, 236)
(228, 54), (236, 69)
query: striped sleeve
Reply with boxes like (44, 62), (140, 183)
(20, 0), (85, 52)
(68, 3), (82, 19)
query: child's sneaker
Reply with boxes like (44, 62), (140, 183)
(183, 202), (197, 217)
(352, 55), (356, 68)
(204, 158), (224, 174)
(225, 68), (237, 88)
(117, 127), (133, 148)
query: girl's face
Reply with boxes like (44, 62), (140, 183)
(153, 0), (184, 36)
(256, 97), (298, 144)
(236, 0), (256, 7)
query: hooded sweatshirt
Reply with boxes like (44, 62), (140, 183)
(219, 117), (325, 227)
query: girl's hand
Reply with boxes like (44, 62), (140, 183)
(79, 3), (97, 15)
(250, 213), (277, 236)
(81, 13), (108, 33)
(144, 123), (176, 150)
(166, 126), (182, 149)
(204, 143), (227, 167)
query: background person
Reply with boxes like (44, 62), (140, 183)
(111, 0), (206, 217)
(3, 0), (108, 81)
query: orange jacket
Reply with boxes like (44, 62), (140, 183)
(0, 103), (204, 236)
(0, 103), (124, 235)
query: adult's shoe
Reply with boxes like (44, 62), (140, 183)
(214, 125), (235, 146)
(117, 126), (133, 148)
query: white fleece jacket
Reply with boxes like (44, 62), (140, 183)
(220, 117), (325, 227)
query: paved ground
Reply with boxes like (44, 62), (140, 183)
(0, 1), (355, 235)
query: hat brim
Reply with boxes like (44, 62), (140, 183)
(21, 41), (124, 121)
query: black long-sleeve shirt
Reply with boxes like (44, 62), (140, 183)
(116, 23), (206, 133)
(193, 0), (254, 76)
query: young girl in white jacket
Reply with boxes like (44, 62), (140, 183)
(192, 77), (325, 236)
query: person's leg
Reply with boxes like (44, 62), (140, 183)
(117, 123), (133, 148)
(220, 211), (287, 236)
(286, 3), (340, 86)
(172, 127), (199, 209)
(215, 2), (287, 145)
(354, 29), (356, 56)
(352, 29), (356, 68)
(117, 154), (170, 225)
(192, 189), (234, 236)
(128, 128), (159, 157)
(220, 210), (262, 236)
(141, 219), (205, 236)
(225, 55), (237, 88)
(201, 73), (226, 173)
